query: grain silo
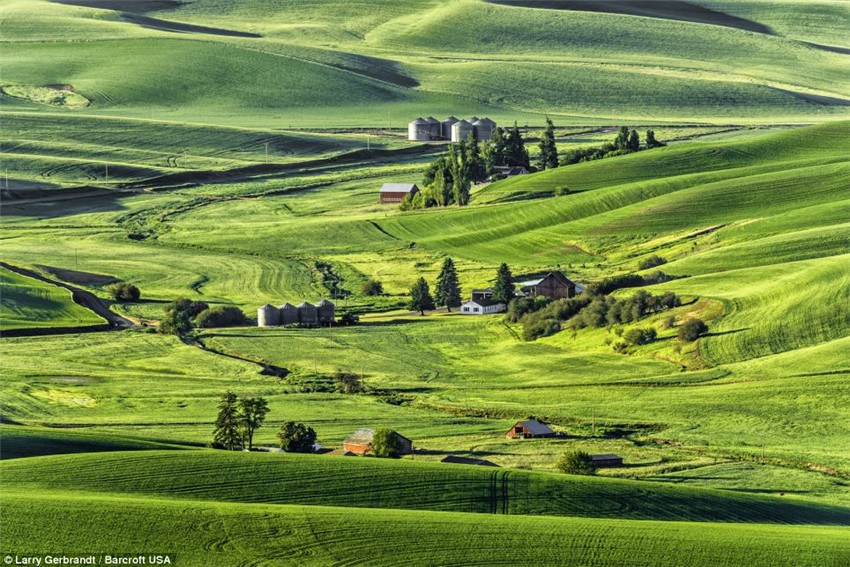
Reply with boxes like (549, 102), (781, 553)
(451, 119), (473, 143)
(257, 304), (279, 327)
(441, 116), (458, 139)
(425, 116), (441, 140)
(279, 303), (298, 325)
(408, 118), (430, 141)
(316, 299), (336, 325)
(473, 117), (496, 141)
(468, 116), (480, 126)
(297, 301), (318, 326)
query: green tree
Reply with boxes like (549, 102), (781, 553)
(678, 318), (709, 341)
(159, 298), (208, 335)
(277, 421), (317, 453)
(465, 131), (487, 182)
(505, 122), (530, 168)
(238, 396), (270, 450)
(371, 428), (406, 458)
(108, 282), (140, 302)
(537, 116), (558, 170)
(556, 450), (597, 475)
(492, 263), (515, 304)
(646, 130), (664, 149)
(627, 129), (640, 152)
(408, 277), (435, 315)
(361, 279), (384, 296)
(194, 306), (247, 328)
(484, 126), (508, 173)
(212, 390), (241, 451)
(435, 257), (462, 311)
(449, 143), (471, 206)
(614, 126), (630, 150)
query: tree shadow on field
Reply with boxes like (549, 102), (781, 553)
(704, 328), (749, 337)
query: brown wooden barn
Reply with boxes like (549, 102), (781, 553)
(342, 428), (413, 455)
(517, 271), (577, 299)
(506, 419), (555, 439)
(380, 183), (419, 204)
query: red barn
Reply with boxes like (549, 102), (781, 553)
(380, 183), (419, 204)
(506, 419), (555, 439)
(342, 428), (413, 455)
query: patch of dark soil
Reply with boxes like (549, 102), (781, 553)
(36, 265), (118, 286)
(488, 0), (773, 35)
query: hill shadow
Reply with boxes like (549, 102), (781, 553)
(119, 13), (262, 38)
(488, 0), (773, 35)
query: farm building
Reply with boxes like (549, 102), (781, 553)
(490, 166), (529, 180)
(380, 183), (419, 204)
(460, 298), (505, 315)
(471, 288), (494, 302)
(517, 271), (577, 299)
(407, 116), (497, 142)
(506, 419), (555, 439)
(590, 454), (624, 467)
(343, 429), (413, 456)
(257, 300), (335, 327)
(441, 455), (499, 467)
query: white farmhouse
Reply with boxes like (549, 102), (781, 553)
(460, 298), (506, 315)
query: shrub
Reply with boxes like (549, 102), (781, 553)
(194, 306), (248, 328)
(159, 299), (208, 335)
(678, 318), (709, 341)
(554, 185), (571, 196)
(334, 372), (363, 394)
(339, 312), (359, 326)
(623, 326), (657, 346)
(661, 315), (677, 329)
(638, 255), (667, 270)
(277, 421), (317, 453)
(361, 279), (384, 296)
(556, 450), (597, 475)
(108, 282), (140, 302)
(371, 428), (406, 458)
(506, 296), (552, 323)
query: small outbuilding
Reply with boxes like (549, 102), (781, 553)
(506, 419), (555, 439)
(460, 298), (505, 315)
(590, 454), (624, 468)
(343, 428), (413, 456)
(491, 165), (529, 179)
(441, 455), (499, 467)
(380, 183), (419, 204)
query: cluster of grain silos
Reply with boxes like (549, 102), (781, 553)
(258, 300), (335, 327)
(408, 116), (496, 142)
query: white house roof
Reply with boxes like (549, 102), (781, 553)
(463, 299), (503, 308)
(380, 183), (418, 193)
(517, 420), (554, 435)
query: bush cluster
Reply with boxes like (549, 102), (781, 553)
(108, 282), (140, 302)
(195, 305), (248, 328)
(638, 255), (667, 270)
(556, 450), (597, 475)
(678, 318), (709, 341)
(569, 290), (680, 330)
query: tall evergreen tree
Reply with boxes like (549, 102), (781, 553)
(408, 277), (435, 315)
(645, 130), (664, 148)
(614, 126), (630, 150)
(537, 116), (558, 170)
(505, 122), (530, 168)
(484, 127), (508, 172)
(492, 263), (515, 304)
(465, 131), (487, 182)
(627, 129), (640, 152)
(238, 396), (270, 451)
(213, 390), (241, 450)
(435, 257), (462, 311)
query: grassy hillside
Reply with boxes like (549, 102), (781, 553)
(0, 267), (105, 331)
(4, 492), (848, 567)
(5, 449), (848, 524)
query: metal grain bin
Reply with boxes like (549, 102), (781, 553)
(297, 301), (318, 326)
(441, 116), (458, 139)
(473, 117), (496, 141)
(316, 299), (336, 324)
(257, 304), (279, 327)
(425, 116), (441, 140)
(451, 119), (473, 142)
(279, 303), (298, 325)
(408, 117), (430, 141)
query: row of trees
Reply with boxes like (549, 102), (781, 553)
(407, 260), (517, 315)
(561, 127), (665, 166)
(160, 298), (248, 335)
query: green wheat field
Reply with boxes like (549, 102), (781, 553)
(1, 0), (849, 565)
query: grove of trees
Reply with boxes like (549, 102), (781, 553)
(277, 421), (317, 453)
(159, 298), (248, 335)
(212, 391), (270, 451)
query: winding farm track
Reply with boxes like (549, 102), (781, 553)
(0, 262), (134, 337)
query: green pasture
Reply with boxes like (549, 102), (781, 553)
(0, 267), (104, 331)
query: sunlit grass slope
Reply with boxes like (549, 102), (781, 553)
(0, 267), (104, 331)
